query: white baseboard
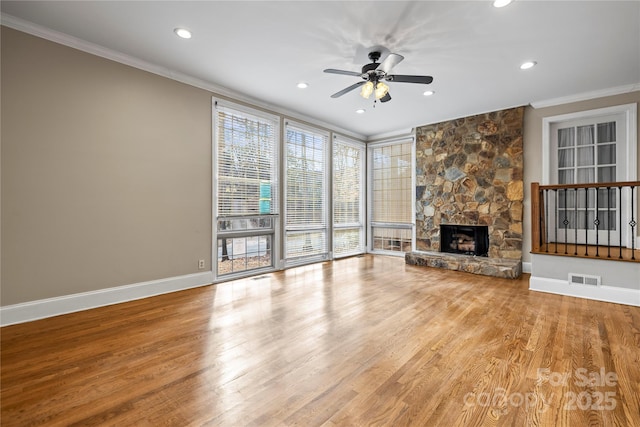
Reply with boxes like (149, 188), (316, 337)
(522, 262), (532, 274)
(0, 271), (214, 326)
(529, 276), (640, 307)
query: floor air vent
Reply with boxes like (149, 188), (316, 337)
(569, 273), (601, 287)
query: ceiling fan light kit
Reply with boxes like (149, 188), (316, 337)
(359, 81), (390, 100)
(324, 51), (433, 104)
(374, 82), (389, 99)
(360, 81), (374, 98)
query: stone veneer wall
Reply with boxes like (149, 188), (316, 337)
(415, 106), (524, 260)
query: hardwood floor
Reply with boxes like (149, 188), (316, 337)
(2, 255), (639, 426)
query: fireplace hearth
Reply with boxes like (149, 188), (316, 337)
(440, 225), (489, 257)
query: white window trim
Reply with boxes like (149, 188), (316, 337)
(542, 103), (637, 185)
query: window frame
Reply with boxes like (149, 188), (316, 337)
(212, 98), (281, 280)
(333, 135), (366, 258)
(542, 103), (637, 248)
(542, 103), (637, 185)
(367, 136), (416, 256)
(283, 120), (331, 266)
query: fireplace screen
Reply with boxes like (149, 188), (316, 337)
(440, 225), (489, 257)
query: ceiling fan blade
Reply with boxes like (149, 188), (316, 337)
(324, 68), (363, 77)
(386, 74), (433, 84)
(380, 93), (392, 103)
(378, 53), (404, 74)
(331, 81), (365, 98)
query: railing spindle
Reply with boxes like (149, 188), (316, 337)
(574, 187), (578, 255)
(631, 185), (636, 260)
(563, 189), (568, 254)
(619, 186), (623, 259)
(545, 188), (549, 253)
(606, 186), (611, 258)
(554, 189), (558, 254)
(584, 188), (589, 256)
(594, 186), (599, 257)
(537, 185), (543, 250)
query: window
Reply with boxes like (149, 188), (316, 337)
(368, 140), (414, 254)
(214, 100), (279, 277)
(215, 102), (278, 216)
(555, 120), (619, 185)
(555, 120), (618, 234)
(215, 217), (274, 275)
(284, 122), (329, 264)
(543, 103), (637, 246)
(333, 136), (365, 257)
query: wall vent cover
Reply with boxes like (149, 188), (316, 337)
(568, 273), (601, 286)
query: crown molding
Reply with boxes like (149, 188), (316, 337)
(530, 83), (640, 109)
(0, 13), (366, 141)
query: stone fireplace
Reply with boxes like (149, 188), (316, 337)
(406, 106), (524, 278)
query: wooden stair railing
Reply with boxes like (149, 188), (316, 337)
(531, 181), (639, 262)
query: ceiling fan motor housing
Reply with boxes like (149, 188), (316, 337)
(362, 52), (384, 80)
(368, 51), (382, 62)
(361, 62), (380, 75)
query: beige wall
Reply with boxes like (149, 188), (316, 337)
(1, 27), (212, 305)
(522, 91), (640, 263)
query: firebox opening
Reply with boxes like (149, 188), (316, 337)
(440, 224), (489, 257)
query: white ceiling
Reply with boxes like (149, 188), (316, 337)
(2, 1), (639, 139)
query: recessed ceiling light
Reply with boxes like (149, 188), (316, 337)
(520, 61), (537, 70)
(174, 28), (192, 39)
(493, 0), (513, 7)
(423, 90), (435, 96)
(355, 109), (366, 114)
(296, 82), (309, 89)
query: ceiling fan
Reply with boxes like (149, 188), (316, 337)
(324, 51), (433, 103)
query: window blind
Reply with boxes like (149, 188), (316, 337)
(215, 102), (278, 216)
(371, 142), (412, 223)
(285, 122), (328, 259)
(333, 137), (365, 257)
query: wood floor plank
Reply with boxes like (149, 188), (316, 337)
(2, 255), (639, 426)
